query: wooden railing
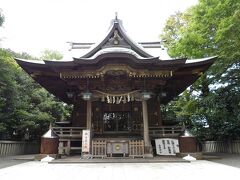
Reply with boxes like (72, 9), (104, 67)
(53, 127), (84, 155)
(52, 126), (183, 139)
(91, 138), (144, 158)
(129, 140), (144, 158)
(0, 141), (39, 156)
(53, 127), (86, 155)
(92, 140), (107, 158)
(149, 126), (184, 138)
(202, 140), (240, 154)
(52, 127), (85, 139)
(52, 126), (183, 155)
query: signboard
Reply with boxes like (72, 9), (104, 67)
(155, 138), (180, 155)
(82, 130), (90, 153)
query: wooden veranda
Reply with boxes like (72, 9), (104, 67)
(53, 126), (184, 157)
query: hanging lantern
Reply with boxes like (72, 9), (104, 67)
(82, 92), (92, 101)
(161, 92), (167, 97)
(142, 91), (151, 100)
(66, 91), (74, 99)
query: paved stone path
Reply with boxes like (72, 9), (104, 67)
(0, 160), (240, 180)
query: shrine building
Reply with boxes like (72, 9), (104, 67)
(15, 16), (216, 158)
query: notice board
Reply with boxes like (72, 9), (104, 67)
(155, 138), (180, 155)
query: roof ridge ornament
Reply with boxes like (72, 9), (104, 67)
(113, 30), (120, 45)
(115, 12), (118, 20)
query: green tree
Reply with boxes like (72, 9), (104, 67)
(0, 12), (69, 140)
(161, 0), (240, 140)
(0, 48), (71, 140)
(40, 49), (63, 60)
(0, 10), (4, 27)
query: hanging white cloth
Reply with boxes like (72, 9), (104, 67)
(93, 90), (140, 104)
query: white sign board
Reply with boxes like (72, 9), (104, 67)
(155, 138), (180, 155)
(82, 130), (90, 153)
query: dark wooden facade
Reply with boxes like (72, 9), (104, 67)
(71, 99), (161, 129)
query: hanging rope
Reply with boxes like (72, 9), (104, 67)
(93, 90), (140, 104)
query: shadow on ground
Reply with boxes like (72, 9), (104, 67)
(205, 153), (240, 168)
(0, 155), (35, 169)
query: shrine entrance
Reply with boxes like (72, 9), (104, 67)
(103, 112), (130, 133)
(16, 15), (216, 158)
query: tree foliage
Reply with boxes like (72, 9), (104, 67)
(0, 49), (71, 140)
(161, 0), (240, 140)
(0, 10), (4, 27)
(0, 11), (68, 140)
(40, 49), (63, 60)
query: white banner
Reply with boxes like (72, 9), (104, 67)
(82, 130), (90, 153)
(155, 138), (180, 155)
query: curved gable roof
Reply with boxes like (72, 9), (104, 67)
(81, 18), (153, 59)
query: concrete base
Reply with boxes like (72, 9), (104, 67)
(176, 152), (203, 160)
(81, 153), (92, 159)
(50, 155), (189, 163)
(144, 145), (153, 157)
(34, 154), (59, 161)
(144, 153), (154, 158)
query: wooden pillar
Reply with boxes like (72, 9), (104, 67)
(142, 99), (153, 157)
(86, 100), (92, 130)
(157, 99), (163, 126)
(82, 99), (92, 158)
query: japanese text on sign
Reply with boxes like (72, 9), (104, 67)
(155, 138), (180, 155)
(82, 130), (90, 153)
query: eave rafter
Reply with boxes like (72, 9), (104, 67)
(59, 64), (173, 79)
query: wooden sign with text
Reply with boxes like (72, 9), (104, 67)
(82, 130), (90, 153)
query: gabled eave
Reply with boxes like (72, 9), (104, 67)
(80, 18), (153, 59)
